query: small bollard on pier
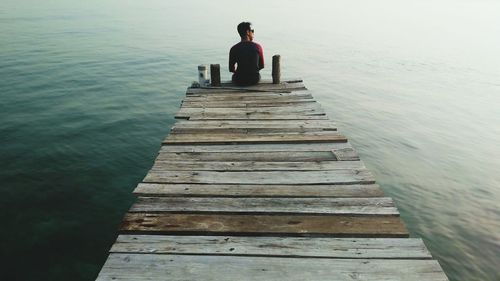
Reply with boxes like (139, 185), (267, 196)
(210, 64), (221, 86)
(198, 65), (209, 86)
(272, 54), (281, 84)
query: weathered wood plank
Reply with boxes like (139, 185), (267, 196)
(171, 120), (337, 133)
(171, 128), (337, 134)
(181, 99), (315, 105)
(163, 132), (347, 144)
(181, 100), (317, 108)
(186, 81), (307, 95)
(176, 103), (324, 116)
(129, 197), (398, 215)
(168, 130), (339, 136)
(133, 183), (384, 198)
(160, 145), (359, 161)
(172, 120), (337, 130)
(187, 113), (329, 120)
(150, 160), (365, 171)
(110, 235), (432, 259)
(176, 110), (325, 120)
(120, 213), (408, 237)
(161, 142), (352, 152)
(222, 81), (306, 90)
(183, 94), (313, 102)
(181, 102), (322, 109)
(186, 87), (298, 95)
(97, 254), (448, 281)
(156, 151), (340, 162)
(176, 107), (325, 119)
(173, 120), (337, 129)
(143, 170), (375, 185)
(170, 128), (336, 137)
(221, 79), (303, 85)
(186, 92), (312, 99)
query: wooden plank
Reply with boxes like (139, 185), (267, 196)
(160, 145), (359, 161)
(133, 183), (384, 198)
(186, 88), (308, 95)
(143, 170), (375, 185)
(157, 151), (338, 162)
(176, 103), (324, 116)
(222, 78), (303, 84)
(171, 128), (337, 134)
(176, 108), (325, 119)
(181, 100), (316, 106)
(168, 130), (339, 136)
(183, 94), (313, 101)
(177, 104), (323, 112)
(181, 100), (317, 108)
(167, 128), (336, 135)
(161, 142), (353, 152)
(186, 92), (312, 99)
(120, 213), (408, 237)
(171, 120), (337, 133)
(186, 113), (330, 120)
(163, 132), (347, 144)
(173, 119), (332, 125)
(171, 128), (338, 134)
(150, 160), (365, 171)
(186, 87), (298, 94)
(181, 101), (322, 109)
(110, 235), (432, 259)
(219, 82), (307, 91)
(186, 82), (307, 95)
(172, 120), (337, 129)
(187, 88), (297, 95)
(129, 197), (398, 215)
(97, 254), (448, 281)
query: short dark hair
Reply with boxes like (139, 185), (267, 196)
(237, 22), (252, 38)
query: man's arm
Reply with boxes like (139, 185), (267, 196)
(257, 43), (264, 70)
(229, 47), (236, 73)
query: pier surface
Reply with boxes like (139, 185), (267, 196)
(96, 80), (448, 280)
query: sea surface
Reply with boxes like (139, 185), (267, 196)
(1, 0), (499, 280)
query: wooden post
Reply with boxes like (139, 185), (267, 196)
(272, 55), (281, 84)
(198, 65), (208, 85)
(210, 64), (221, 87)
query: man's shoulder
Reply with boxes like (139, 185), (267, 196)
(231, 42), (244, 49)
(252, 41), (262, 47)
(231, 41), (262, 49)
(253, 42), (263, 50)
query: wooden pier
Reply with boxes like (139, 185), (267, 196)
(96, 79), (449, 280)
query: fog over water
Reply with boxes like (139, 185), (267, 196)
(1, 0), (499, 280)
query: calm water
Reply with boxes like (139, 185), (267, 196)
(1, 0), (499, 280)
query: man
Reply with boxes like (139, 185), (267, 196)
(229, 22), (264, 86)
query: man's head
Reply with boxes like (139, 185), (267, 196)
(237, 22), (254, 41)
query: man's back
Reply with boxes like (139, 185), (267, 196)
(229, 22), (264, 86)
(229, 41), (264, 76)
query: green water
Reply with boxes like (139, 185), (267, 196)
(1, 0), (499, 280)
